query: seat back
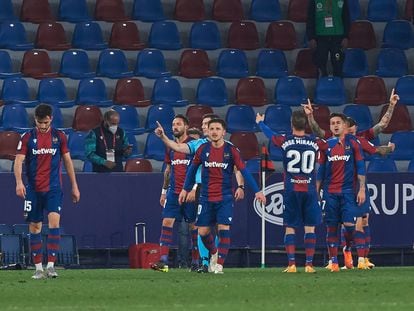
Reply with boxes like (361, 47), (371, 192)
(145, 104), (175, 132)
(174, 0), (205, 22)
(35, 22), (71, 50)
(250, 0), (281, 22)
(0, 131), (21, 160)
(375, 48), (408, 77)
(1, 104), (29, 131)
(216, 49), (249, 78)
(228, 21), (260, 50)
(225, 105), (258, 133)
(109, 22), (145, 50)
(212, 0), (244, 22)
(390, 131), (414, 160)
(0, 21), (34, 50)
(265, 21), (297, 50)
(151, 77), (188, 107)
(76, 78), (112, 107)
(1, 77), (32, 103)
(264, 105), (292, 133)
(235, 77), (267, 107)
(144, 132), (166, 161)
(395, 75), (414, 105)
(348, 21), (377, 50)
(125, 158), (153, 172)
(367, 158), (398, 172)
(132, 0), (165, 22)
(37, 78), (71, 105)
(58, 0), (91, 22)
(0, 0), (17, 22)
(134, 49), (171, 79)
(178, 49), (212, 78)
(72, 22), (108, 50)
(305, 105), (330, 134)
(20, 0), (54, 23)
(378, 104), (413, 133)
(111, 105), (143, 134)
(189, 21), (222, 50)
(314, 76), (347, 106)
(287, 0), (308, 22)
(348, 0), (361, 21)
(71, 106), (103, 132)
(21, 50), (58, 79)
(67, 131), (88, 160)
(96, 49), (132, 79)
(196, 77), (228, 107)
(367, 0), (398, 22)
(294, 48), (318, 78)
(149, 21), (182, 50)
(113, 78), (150, 107)
(343, 104), (373, 132)
(256, 49), (288, 78)
(59, 49), (94, 79)
(185, 105), (214, 129)
(229, 132), (259, 160)
(274, 76), (307, 106)
(354, 76), (387, 106)
(404, 0), (414, 20)
(342, 48), (369, 78)
(94, 0), (128, 22)
(382, 20), (414, 50)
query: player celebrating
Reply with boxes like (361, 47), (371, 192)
(14, 104), (80, 279)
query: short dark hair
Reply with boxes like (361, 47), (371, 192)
(208, 118), (226, 130)
(346, 117), (357, 127)
(34, 104), (53, 119)
(174, 114), (189, 125)
(291, 110), (307, 131)
(187, 127), (202, 137)
(202, 113), (220, 121)
(104, 109), (119, 121)
(329, 112), (347, 122)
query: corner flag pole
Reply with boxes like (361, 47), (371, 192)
(260, 144), (266, 269)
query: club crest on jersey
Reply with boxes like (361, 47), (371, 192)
(33, 139), (37, 144)
(52, 137), (58, 143)
(205, 152), (209, 157)
(253, 182), (284, 226)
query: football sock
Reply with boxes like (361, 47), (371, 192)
(326, 225), (338, 263)
(190, 229), (199, 264)
(217, 229), (230, 265)
(197, 235), (209, 266)
(343, 225), (355, 251)
(363, 225), (371, 257)
(200, 232), (217, 256)
(30, 232), (43, 267)
(354, 230), (366, 258)
(284, 233), (296, 266)
(304, 232), (316, 266)
(159, 226), (173, 263)
(47, 227), (60, 264)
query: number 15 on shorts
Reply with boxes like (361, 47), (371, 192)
(24, 200), (32, 212)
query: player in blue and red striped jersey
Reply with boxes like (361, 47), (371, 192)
(178, 118), (266, 274)
(316, 113), (366, 272)
(14, 104), (80, 279)
(257, 110), (328, 273)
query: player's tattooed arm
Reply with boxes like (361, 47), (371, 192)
(302, 99), (326, 138)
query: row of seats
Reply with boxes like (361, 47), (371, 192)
(1, 0), (412, 24)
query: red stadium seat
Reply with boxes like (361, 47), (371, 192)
(178, 49), (213, 78)
(235, 77), (267, 107)
(404, 0), (413, 20)
(212, 0), (244, 22)
(0, 131), (21, 160)
(174, 0), (205, 22)
(288, 0), (309, 22)
(35, 22), (71, 51)
(265, 21), (297, 50)
(72, 105), (103, 132)
(229, 132), (259, 160)
(294, 49), (318, 79)
(228, 21), (260, 50)
(353, 76), (387, 106)
(20, 0), (54, 23)
(185, 105), (214, 129)
(109, 22), (145, 50)
(21, 50), (59, 79)
(348, 21), (377, 50)
(378, 104), (413, 134)
(94, 0), (128, 22)
(113, 78), (150, 107)
(305, 104), (331, 134)
(125, 158), (153, 172)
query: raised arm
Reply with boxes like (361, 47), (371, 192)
(154, 121), (191, 154)
(372, 88), (399, 136)
(302, 99), (326, 138)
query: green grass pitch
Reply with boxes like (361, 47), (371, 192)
(0, 267), (413, 310)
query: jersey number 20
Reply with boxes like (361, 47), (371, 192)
(286, 150), (315, 174)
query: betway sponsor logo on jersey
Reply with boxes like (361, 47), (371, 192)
(204, 161), (228, 169)
(171, 159), (190, 166)
(327, 154), (350, 162)
(32, 148), (57, 155)
(281, 138), (319, 151)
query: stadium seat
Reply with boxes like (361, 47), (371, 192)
(0, 0), (17, 22)
(83, 160), (93, 172)
(367, 0), (398, 22)
(265, 21), (297, 50)
(72, 22), (108, 50)
(389, 131), (414, 160)
(59, 50), (95, 80)
(94, 0), (128, 22)
(151, 77), (189, 107)
(58, 0), (91, 23)
(216, 49), (249, 78)
(37, 78), (75, 108)
(395, 75), (414, 105)
(268, 140), (282, 161)
(195, 77), (228, 107)
(144, 132), (166, 161)
(185, 105), (214, 129)
(189, 21), (222, 50)
(56, 234), (79, 266)
(0, 22), (34, 51)
(113, 78), (150, 107)
(212, 0), (244, 22)
(1, 78), (39, 107)
(71, 106), (103, 132)
(348, 21), (377, 50)
(109, 22), (145, 50)
(314, 77), (347, 106)
(96, 49), (133, 79)
(294, 49), (318, 79)
(0, 130), (20, 160)
(134, 49), (171, 79)
(404, 0), (413, 20)
(50, 105), (71, 133)
(111, 105), (145, 135)
(348, 0), (361, 21)
(0, 51), (22, 79)
(76, 79), (113, 107)
(228, 21), (260, 50)
(249, 0), (281, 22)
(382, 20), (414, 50)
(367, 158), (398, 172)
(0, 104), (30, 133)
(225, 105), (258, 133)
(287, 0), (308, 22)
(125, 158), (153, 172)
(0, 234), (24, 265)
(145, 104), (175, 133)
(178, 49), (213, 78)
(408, 158), (414, 172)
(21, 50), (59, 79)
(375, 48), (408, 77)
(174, 0), (205, 22)
(354, 76), (387, 106)
(20, 0), (54, 23)
(132, 0), (165, 22)
(378, 104), (413, 133)
(255, 49), (288, 78)
(0, 223), (13, 234)
(148, 21), (182, 50)
(35, 22), (71, 51)
(235, 77), (267, 107)
(305, 104), (331, 134)
(229, 132), (259, 160)
(342, 48), (369, 78)
(124, 132), (140, 158)
(343, 104), (373, 132)
(274, 76), (307, 106)
(264, 105), (292, 134)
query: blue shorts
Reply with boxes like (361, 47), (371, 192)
(24, 187), (63, 223)
(283, 191), (322, 228)
(162, 191), (197, 223)
(323, 192), (359, 225)
(195, 195), (234, 227)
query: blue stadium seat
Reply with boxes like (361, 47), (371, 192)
(343, 104), (373, 132)
(314, 77), (347, 106)
(151, 77), (189, 107)
(124, 132), (141, 158)
(50, 105), (72, 133)
(67, 131), (88, 160)
(0, 21), (34, 50)
(268, 140), (282, 161)
(59, 50), (95, 80)
(408, 158), (414, 172)
(76, 78), (113, 107)
(72, 22), (108, 50)
(96, 49), (133, 79)
(83, 160), (93, 172)
(0, 51), (22, 79)
(264, 105), (292, 134)
(144, 132), (166, 161)
(37, 78), (75, 108)
(58, 0), (91, 23)
(216, 49), (249, 78)
(189, 21), (222, 50)
(274, 76), (307, 106)
(132, 0), (165, 22)
(148, 21), (181, 50)
(256, 49), (288, 78)
(250, 0), (281, 22)
(145, 104), (175, 133)
(382, 20), (414, 50)
(348, 0), (361, 21)
(134, 49), (171, 79)
(0, 104), (30, 133)
(390, 131), (414, 160)
(0, 234), (24, 265)
(111, 105), (145, 135)
(0, 0), (17, 22)
(196, 77), (228, 107)
(367, 158), (398, 172)
(225, 105), (258, 133)
(395, 75), (414, 105)
(367, 0), (398, 22)
(342, 48), (369, 78)
(1, 78), (39, 107)
(375, 48), (408, 77)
